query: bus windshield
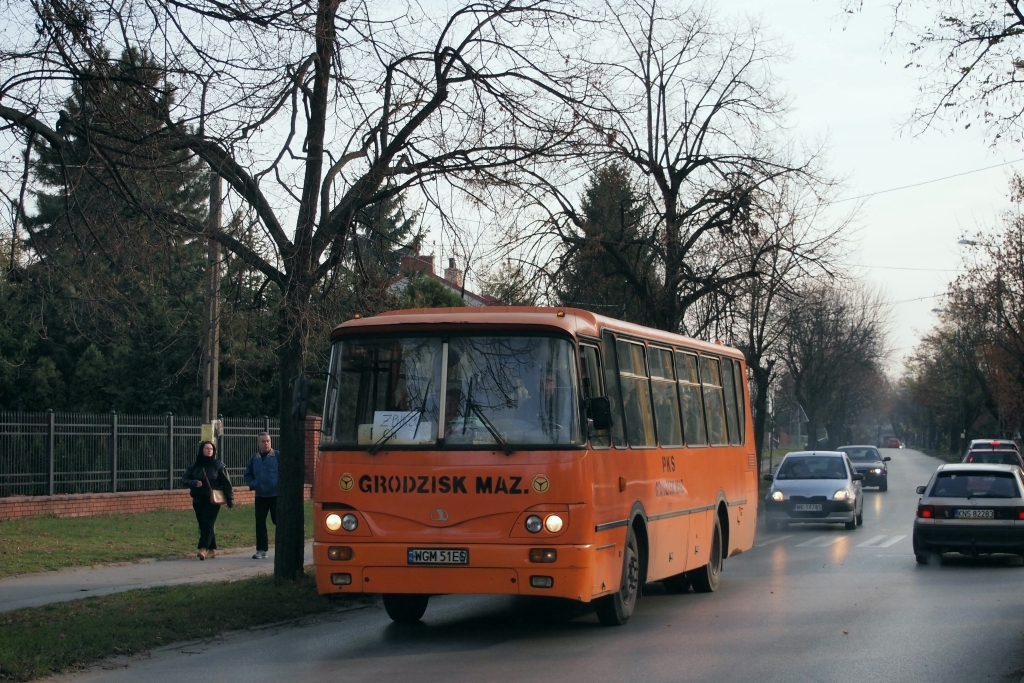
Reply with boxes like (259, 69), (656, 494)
(323, 335), (581, 449)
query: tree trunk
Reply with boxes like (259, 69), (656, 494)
(751, 365), (769, 475)
(273, 281), (311, 580)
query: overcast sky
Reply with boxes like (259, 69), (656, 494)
(725, 0), (1021, 371)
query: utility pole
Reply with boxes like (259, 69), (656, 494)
(201, 173), (222, 440)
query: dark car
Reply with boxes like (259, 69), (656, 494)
(838, 445), (892, 491)
(967, 439), (1021, 454)
(913, 463), (1024, 563)
(963, 449), (1024, 469)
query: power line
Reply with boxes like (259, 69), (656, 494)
(836, 157), (1024, 204)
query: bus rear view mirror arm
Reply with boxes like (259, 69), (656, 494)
(587, 397), (612, 431)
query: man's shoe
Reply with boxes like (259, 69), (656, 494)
(252, 550), (266, 559)
(197, 549), (207, 560)
(207, 549), (216, 559)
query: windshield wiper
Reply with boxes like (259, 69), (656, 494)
(468, 398), (513, 455)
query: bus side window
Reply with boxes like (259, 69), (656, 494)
(649, 346), (683, 447)
(616, 340), (657, 448)
(602, 331), (627, 448)
(700, 356), (729, 445)
(676, 351), (707, 446)
(720, 358), (741, 445)
(580, 345), (610, 448)
(733, 359), (746, 444)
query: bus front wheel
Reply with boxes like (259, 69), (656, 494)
(689, 515), (723, 593)
(382, 594), (429, 623)
(596, 526), (640, 626)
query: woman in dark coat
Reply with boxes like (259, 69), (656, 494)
(181, 440), (234, 559)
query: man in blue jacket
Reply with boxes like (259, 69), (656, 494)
(244, 432), (279, 559)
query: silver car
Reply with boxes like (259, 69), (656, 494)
(763, 451), (865, 532)
(913, 463), (1024, 563)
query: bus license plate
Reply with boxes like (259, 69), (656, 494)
(955, 509), (994, 519)
(792, 504), (822, 512)
(407, 548), (469, 565)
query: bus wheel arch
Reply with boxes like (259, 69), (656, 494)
(717, 502), (730, 562)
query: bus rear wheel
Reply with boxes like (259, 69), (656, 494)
(382, 594), (429, 623)
(596, 526), (640, 626)
(689, 515), (723, 593)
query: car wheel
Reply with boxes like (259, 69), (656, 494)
(880, 479), (888, 492)
(845, 519), (857, 530)
(596, 525), (640, 625)
(915, 553), (929, 564)
(856, 511), (863, 525)
(382, 594), (430, 623)
(690, 515), (723, 593)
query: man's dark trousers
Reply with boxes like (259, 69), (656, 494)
(255, 496), (277, 553)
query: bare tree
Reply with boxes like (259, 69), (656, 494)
(0, 0), (582, 578)
(781, 282), (888, 449)
(845, 0), (1024, 143)
(513, 0), (829, 332)
(721, 182), (849, 469)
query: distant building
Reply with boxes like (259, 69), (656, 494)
(387, 253), (499, 307)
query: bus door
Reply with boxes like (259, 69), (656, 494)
(676, 350), (711, 572)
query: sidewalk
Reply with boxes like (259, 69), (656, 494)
(0, 543), (313, 613)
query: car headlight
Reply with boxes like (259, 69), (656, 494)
(771, 490), (784, 501)
(544, 514), (564, 533)
(871, 468), (884, 474)
(833, 490), (850, 501)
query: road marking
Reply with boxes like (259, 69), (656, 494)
(876, 535), (907, 548)
(796, 536), (843, 547)
(855, 535), (888, 548)
(755, 535), (794, 547)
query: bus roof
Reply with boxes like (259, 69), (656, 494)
(329, 306), (744, 360)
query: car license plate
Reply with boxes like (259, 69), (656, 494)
(793, 503), (823, 512)
(407, 548), (469, 565)
(954, 509), (994, 519)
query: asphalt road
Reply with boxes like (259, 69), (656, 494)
(64, 448), (1024, 683)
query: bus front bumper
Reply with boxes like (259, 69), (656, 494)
(313, 541), (596, 602)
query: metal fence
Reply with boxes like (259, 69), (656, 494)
(0, 411), (279, 497)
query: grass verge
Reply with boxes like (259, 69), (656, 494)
(0, 570), (370, 682)
(0, 501), (314, 578)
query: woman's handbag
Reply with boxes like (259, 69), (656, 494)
(202, 467), (227, 506)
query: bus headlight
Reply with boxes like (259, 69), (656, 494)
(833, 490), (850, 501)
(771, 490), (784, 502)
(544, 514), (564, 533)
(525, 515), (543, 533)
(325, 513), (342, 531)
(341, 513), (358, 532)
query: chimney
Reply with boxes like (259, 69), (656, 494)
(444, 257), (464, 288)
(400, 254), (434, 276)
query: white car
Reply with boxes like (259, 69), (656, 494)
(913, 463), (1024, 563)
(763, 451), (865, 532)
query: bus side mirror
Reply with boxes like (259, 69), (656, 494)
(763, 474), (773, 482)
(588, 397), (612, 431)
(916, 486), (926, 495)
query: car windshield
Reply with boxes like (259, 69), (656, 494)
(964, 451), (1020, 466)
(322, 335), (581, 449)
(776, 456), (848, 480)
(930, 472), (1020, 498)
(840, 447), (881, 462)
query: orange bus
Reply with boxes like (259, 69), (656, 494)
(313, 307), (756, 625)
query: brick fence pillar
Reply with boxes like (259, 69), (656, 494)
(304, 415), (322, 486)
